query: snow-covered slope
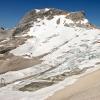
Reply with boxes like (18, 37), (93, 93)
(0, 8), (99, 79)
(9, 9), (100, 79)
(0, 8), (100, 100)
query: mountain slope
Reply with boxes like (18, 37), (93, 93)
(0, 8), (100, 97)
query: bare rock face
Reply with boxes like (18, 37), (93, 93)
(66, 11), (85, 21)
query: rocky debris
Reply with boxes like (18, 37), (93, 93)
(44, 67), (89, 82)
(0, 56), (42, 74)
(19, 81), (54, 92)
(12, 23), (32, 36)
(0, 35), (32, 54)
(66, 11), (85, 21)
(65, 11), (95, 28)
(95, 62), (100, 65)
(0, 46), (15, 54)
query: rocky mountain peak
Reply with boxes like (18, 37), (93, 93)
(19, 8), (68, 25)
(12, 8), (95, 37)
(19, 8), (87, 26)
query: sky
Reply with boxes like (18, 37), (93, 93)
(0, 0), (100, 28)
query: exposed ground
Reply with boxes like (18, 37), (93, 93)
(47, 69), (100, 100)
(0, 55), (42, 74)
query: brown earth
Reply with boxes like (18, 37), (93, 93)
(47, 69), (100, 100)
(0, 55), (42, 74)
